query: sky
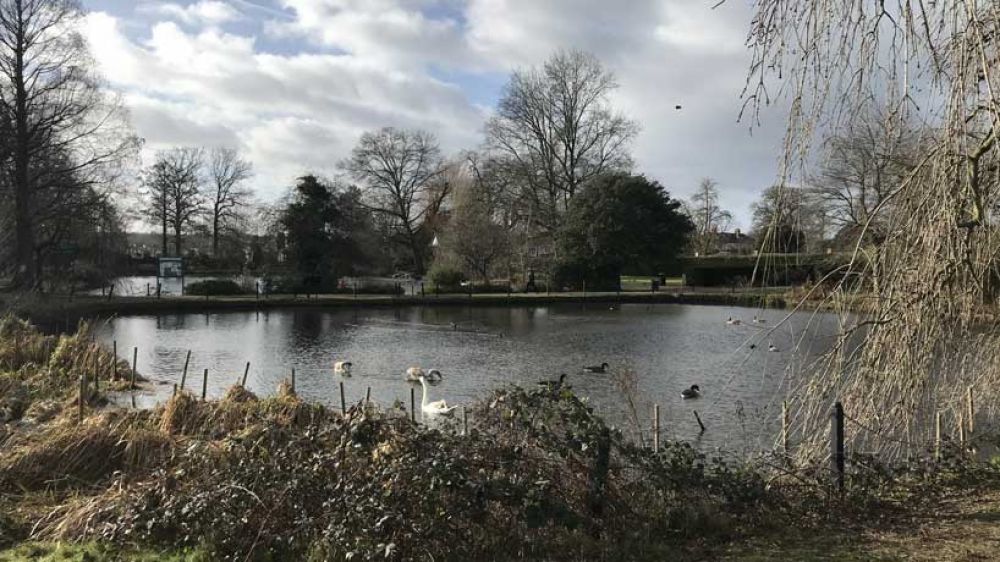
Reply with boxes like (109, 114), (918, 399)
(81, 0), (791, 229)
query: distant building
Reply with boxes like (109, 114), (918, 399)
(712, 229), (755, 255)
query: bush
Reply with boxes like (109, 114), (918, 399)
(428, 264), (465, 291)
(184, 280), (246, 296)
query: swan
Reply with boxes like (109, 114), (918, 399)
(406, 367), (443, 382)
(768, 343), (780, 352)
(726, 317), (742, 326)
(419, 375), (456, 416)
(333, 361), (353, 377)
(583, 362), (609, 373)
(681, 384), (701, 399)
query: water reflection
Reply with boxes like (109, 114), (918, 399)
(95, 304), (845, 451)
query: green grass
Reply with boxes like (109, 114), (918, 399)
(0, 542), (210, 562)
(619, 276), (684, 291)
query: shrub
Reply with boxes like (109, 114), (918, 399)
(429, 264), (465, 291)
(184, 279), (246, 296)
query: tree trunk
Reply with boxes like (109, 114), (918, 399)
(212, 212), (220, 258)
(173, 223), (183, 257)
(12, 14), (34, 289)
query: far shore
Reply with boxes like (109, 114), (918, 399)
(9, 287), (795, 325)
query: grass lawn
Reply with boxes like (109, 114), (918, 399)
(619, 275), (684, 291)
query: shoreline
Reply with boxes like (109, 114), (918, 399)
(13, 289), (792, 323)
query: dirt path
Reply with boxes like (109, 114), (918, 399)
(722, 482), (1000, 561)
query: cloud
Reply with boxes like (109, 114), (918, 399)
(147, 1), (243, 26)
(85, 0), (788, 227)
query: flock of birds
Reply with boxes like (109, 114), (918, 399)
(328, 312), (779, 415)
(727, 315), (780, 352)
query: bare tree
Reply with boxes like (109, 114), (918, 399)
(813, 108), (924, 235)
(486, 49), (638, 234)
(142, 148), (204, 257)
(439, 167), (510, 282)
(687, 178), (733, 255)
(340, 127), (444, 274)
(0, 0), (137, 288)
(207, 147), (252, 258)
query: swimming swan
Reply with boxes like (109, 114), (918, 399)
(406, 367), (443, 382)
(419, 375), (456, 416)
(681, 384), (701, 399)
(333, 361), (353, 377)
(583, 362), (609, 373)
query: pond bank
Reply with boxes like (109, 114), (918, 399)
(13, 288), (790, 325)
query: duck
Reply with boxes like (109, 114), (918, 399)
(681, 384), (701, 399)
(752, 315), (766, 324)
(406, 367), (443, 382)
(768, 343), (780, 352)
(726, 317), (742, 326)
(538, 373), (568, 389)
(583, 362), (609, 373)
(419, 375), (457, 416)
(333, 361), (353, 377)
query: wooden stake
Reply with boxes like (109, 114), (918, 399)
(365, 386), (371, 404)
(173, 383), (178, 397)
(935, 411), (942, 461)
(180, 350), (191, 390)
(653, 404), (660, 453)
(201, 368), (208, 401)
(463, 406), (469, 436)
(78, 375), (85, 423)
(782, 400), (790, 455)
(241, 361), (250, 387)
(131, 347), (138, 390)
(693, 410), (706, 433)
(291, 368), (296, 393)
(410, 387), (416, 423)
(967, 386), (975, 436)
(831, 402), (845, 491)
(339, 381), (346, 415)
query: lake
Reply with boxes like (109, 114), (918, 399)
(95, 303), (845, 451)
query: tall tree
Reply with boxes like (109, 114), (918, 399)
(142, 148), (204, 257)
(341, 127), (444, 274)
(750, 185), (827, 253)
(207, 147), (252, 258)
(438, 169), (510, 282)
(556, 174), (693, 289)
(687, 178), (733, 255)
(0, 0), (136, 287)
(486, 49), (638, 234)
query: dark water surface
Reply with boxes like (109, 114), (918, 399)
(96, 303), (844, 451)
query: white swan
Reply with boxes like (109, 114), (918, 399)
(419, 375), (456, 416)
(334, 361), (353, 377)
(406, 367), (442, 382)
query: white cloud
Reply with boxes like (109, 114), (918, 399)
(149, 1), (242, 27)
(85, 0), (789, 227)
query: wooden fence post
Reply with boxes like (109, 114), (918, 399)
(200, 368), (208, 401)
(463, 406), (469, 436)
(131, 347), (138, 390)
(653, 404), (660, 453)
(967, 386), (975, 436)
(935, 411), (942, 461)
(832, 402), (845, 491)
(339, 381), (346, 414)
(782, 400), (790, 455)
(365, 386), (371, 404)
(241, 361), (250, 387)
(291, 368), (296, 393)
(693, 410), (706, 433)
(410, 387), (416, 423)
(78, 375), (85, 423)
(180, 350), (190, 390)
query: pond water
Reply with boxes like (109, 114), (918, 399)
(94, 303), (846, 452)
